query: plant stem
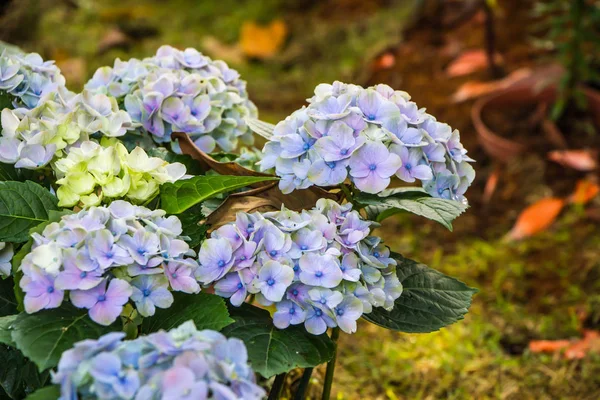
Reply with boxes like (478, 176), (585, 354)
(294, 368), (314, 400)
(339, 184), (353, 203)
(482, 0), (502, 79)
(268, 373), (287, 400)
(321, 327), (340, 400)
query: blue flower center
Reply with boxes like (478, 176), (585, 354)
(369, 164), (377, 171)
(320, 299), (326, 304)
(340, 148), (348, 155)
(80, 271), (87, 278)
(289, 308), (296, 315)
(293, 265), (299, 272)
(237, 283), (244, 289)
(315, 309), (323, 316)
(373, 252), (380, 258)
(172, 273), (178, 278)
(336, 309), (344, 316)
(98, 294), (106, 302)
(240, 256), (247, 261)
(267, 278), (275, 286)
(302, 143), (310, 151)
(368, 114), (376, 121)
(143, 289), (151, 297)
(438, 188), (445, 195)
(106, 251), (113, 258)
(340, 266), (346, 271)
(137, 248), (145, 255)
(315, 271), (323, 278)
(301, 245), (308, 250)
(326, 161), (336, 169)
(217, 260), (225, 268)
(292, 289), (299, 296)
(405, 163), (411, 170)
(46, 286), (54, 294)
(269, 250), (278, 257)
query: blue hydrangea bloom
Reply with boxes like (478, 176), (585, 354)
(260, 81), (475, 202)
(19, 201), (200, 325)
(53, 321), (265, 400)
(196, 199), (403, 335)
(85, 45), (258, 153)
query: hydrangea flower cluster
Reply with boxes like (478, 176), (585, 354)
(53, 321), (265, 400)
(196, 199), (402, 335)
(0, 50), (66, 109)
(0, 89), (134, 170)
(259, 81), (475, 202)
(0, 242), (13, 277)
(85, 45), (258, 153)
(19, 202), (202, 325)
(52, 138), (186, 207)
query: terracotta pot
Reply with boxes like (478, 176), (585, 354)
(471, 80), (600, 163)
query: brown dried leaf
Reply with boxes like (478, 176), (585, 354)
(173, 132), (273, 187)
(506, 197), (565, 240)
(451, 68), (531, 102)
(445, 49), (502, 78)
(529, 339), (571, 354)
(547, 149), (598, 171)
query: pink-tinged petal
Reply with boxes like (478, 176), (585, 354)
(352, 173), (390, 194)
(376, 153), (402, 178)
(395, 167), (415, 183)
(106, 279), (133, 306)
(89, 301), (123, 326)
(70, 281), (106, 309)
(411, 164), (433, 181)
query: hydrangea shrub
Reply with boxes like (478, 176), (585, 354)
(0, 47), (476, 400)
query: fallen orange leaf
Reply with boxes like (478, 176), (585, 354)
(547, 149), (598, 171)
(373, 52), (396, 70)
(445, 49), (502, 77)
(506, 197), (565, 240)
(239, 20), (287, 59)
(451, 68), (531, 102)
(565, 330), (600, 360)
(569, 179), (600, 205)
(529, 339), (571, 353)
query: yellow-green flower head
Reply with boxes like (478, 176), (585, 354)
(54, 138), (186, 208)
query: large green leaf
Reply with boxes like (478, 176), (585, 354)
(11, 305), (121, 371)
(0, 181), (60, 242)
(160, 175), (278, 214)
(24, 385), (60, 400)
(178, 203), (209, 250)
(0, 164), (19, 182)
(362, 254), (477, 333)
(0, 344), (49, 399)
(0, 315), (17, 346)
(141, 292), (233, 334)
(357, 188), (467, 231)
(0, 278), (17, 317)
(222, 304), (335, 378)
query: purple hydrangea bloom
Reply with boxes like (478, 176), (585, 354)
(257, 260), (294, 302)
(70, 278), (132, 325)
(261, 81), (475, 201)
(130, 275), (174, 317)
(273, 300), (306, 329)
(54, 321), (265, 400)
(196, 238), (234, 283)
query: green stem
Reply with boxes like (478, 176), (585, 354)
(268, 373), (287, 400)
(321, 327), (340, 400)
(294, 367), (314, 400)
(339, 184), (353, 203)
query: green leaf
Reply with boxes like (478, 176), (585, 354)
(178, 204), (209, 250)
(141, 292), (233, 334)
(0, 344), (49, 399)
(0, 164), (19, 182)
(24, 385), (60, 400)
(362, 254), (477, 333)
(222, 303), (335, 378)
(11, 305), (121, 371)
(160, 175), (278, 214)
(0, 315), (17, 346)
(0, 181), (60, 243)
(0, 278), (18, 317)
(357, 188), (467, 231)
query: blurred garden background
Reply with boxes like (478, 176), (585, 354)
(2, 0), (600, 398)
